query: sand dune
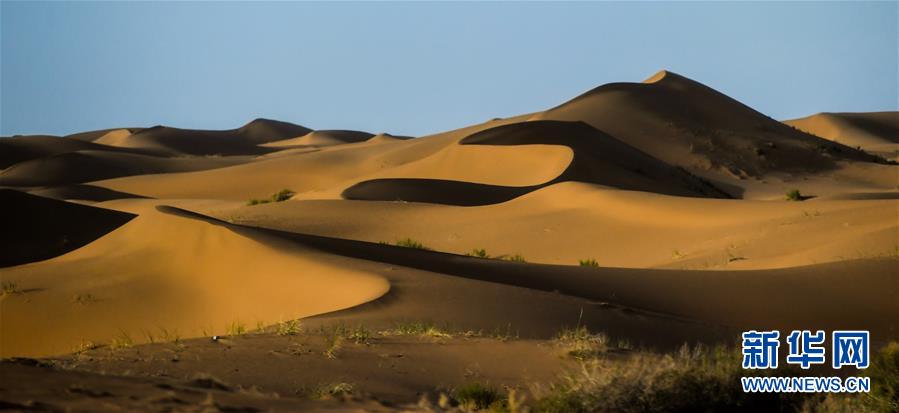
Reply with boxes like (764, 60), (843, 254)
(0, 198), (388, 357)
(93, 125), (572, 200)
(95, 119), (729, 205)
(534, 71), (881, 180)
(263, 129), (375, 147)
(0, 135), (158, 169)
(0, 150), (249, 187)
(91, 128), (138, 146)
(367, 132), (414, 143)
(213, 181), (898, 270)
(341, 120), (729, 205)
(109, 206), (899, 345)
(91, 118), (310, 156)
(64, 127), (144, 142)
(784, 111), (899, 161)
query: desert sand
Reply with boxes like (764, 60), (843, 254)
(1, 70), (896, 412)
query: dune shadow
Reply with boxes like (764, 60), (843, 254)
(1, 190), (136, 268)
(342, 120), (731, 206)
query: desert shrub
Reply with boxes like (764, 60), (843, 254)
(556, 326), (609, 360)
(271, 188), (295, 202)
(506, 254), (527, 263)
(1, 281), (20, 296)
(470, 248), (490, 258)
(455, 382), (502, 410)
(277, 319), (302, 336)
(247, 189), (295, 206)
(334, 324), (372, 344)
(323, 332), (343, 359)
(227, 321), (246, 336)
(536, 345), (801, 413)
(579, 259), (599, 267)
(73, 293), (98, 305)
(785, 189), (804, 201)
(395, 238), (431, 250)
(110, 330), (133, 350)
(864, 341), (899, 412)
(379, 321), (451, 339)
(302, 382), (354, 400)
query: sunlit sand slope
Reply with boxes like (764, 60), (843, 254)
(785, 111), (899, 161)
(0, 199), (388, 357)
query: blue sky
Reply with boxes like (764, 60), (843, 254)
(2, 1), (896, 137)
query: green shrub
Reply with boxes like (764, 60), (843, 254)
(277, 319), (302, 336)
(395, 238), (431, 250)
(579, 259), (599, 267)
(334, 324), (371, 345)
(470, 248), (490, 258)
(506, 254), (527, 263)
(227, 321), (246, 336)
(379, 321), (451, 339)
(271, 188), (294, 202)
(785, 189), (804, 201)
(247, 189), (295, 206)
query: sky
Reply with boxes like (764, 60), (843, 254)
(1, 1), (896, 137)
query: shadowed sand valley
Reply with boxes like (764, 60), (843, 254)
(1, 71), (897, 412)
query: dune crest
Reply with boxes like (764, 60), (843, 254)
(263, 129), (375, 147)
(642, 69), (669, 83)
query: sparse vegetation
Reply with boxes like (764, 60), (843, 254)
(247, 189), (295, 206)
(469, 248), (490, 258)
(72, 341), (102, 354)
(334, 324), (372, 345)
(73, 293), (98, 305)
(109, 330), (133, 350)
(578, 258), (599, 267)
(556, 325), (610, 360)
(379, 321), (452, 339)
(323, 332), (343, 359)
(302, 382), (355, 400)
(536, 345), (797, 413)
(227, 321), (246, 336)
(1, 281), (21, 296)
(505, 254), (527, 263)
(395, 237), (431, 250)
(454, 382), (503, 411)
(277, 319), (302, 336)
(158, 327), (181, 343)
(532, 342), (899, 413)
(785, 189), (805, 201)
(864, 341), (899, 412)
